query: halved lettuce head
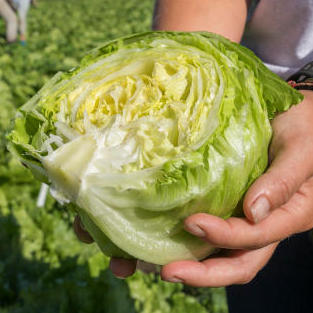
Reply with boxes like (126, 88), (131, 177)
(8, 32), (303, 265)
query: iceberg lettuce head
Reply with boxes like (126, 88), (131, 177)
(8, 32), (303, 264)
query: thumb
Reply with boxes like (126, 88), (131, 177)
(243, 143), (313, 223)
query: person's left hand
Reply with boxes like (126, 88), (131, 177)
(161, 90), (313, 287)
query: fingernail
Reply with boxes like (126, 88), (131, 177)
(164, 276), (183, 284)
(250, 196), (271, 223)
(115, 275), (126, 280)
(185, 223), (206, 237)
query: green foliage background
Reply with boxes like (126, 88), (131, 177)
(0, 0), (228, 312)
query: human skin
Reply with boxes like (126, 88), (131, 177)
(74, 0), (313, 286)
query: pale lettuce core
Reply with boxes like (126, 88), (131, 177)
(8, 32), (303, 264)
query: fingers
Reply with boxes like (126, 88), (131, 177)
(244, 93), (313, 223)
(109, 258), (137, 278)
(244, 144), (313, 223)
(161, 243), (278, 287)
(185, 176), (313, 249)
(73, 215), (94, 244)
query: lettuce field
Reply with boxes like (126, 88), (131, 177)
(0, 0), (228, 312)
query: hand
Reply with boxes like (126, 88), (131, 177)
(162, 90), (313, 286)
(74, 90), (313, 285)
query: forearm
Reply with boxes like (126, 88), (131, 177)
(152, 0), (249, 43)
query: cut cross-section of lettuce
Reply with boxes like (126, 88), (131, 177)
(8, 31), (303, 265)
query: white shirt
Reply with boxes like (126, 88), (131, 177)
(243, 0), (313, 78)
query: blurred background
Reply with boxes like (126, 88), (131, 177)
(0, 0), (228, 312)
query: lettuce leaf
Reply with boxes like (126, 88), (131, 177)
(8, 31), (303, 265)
